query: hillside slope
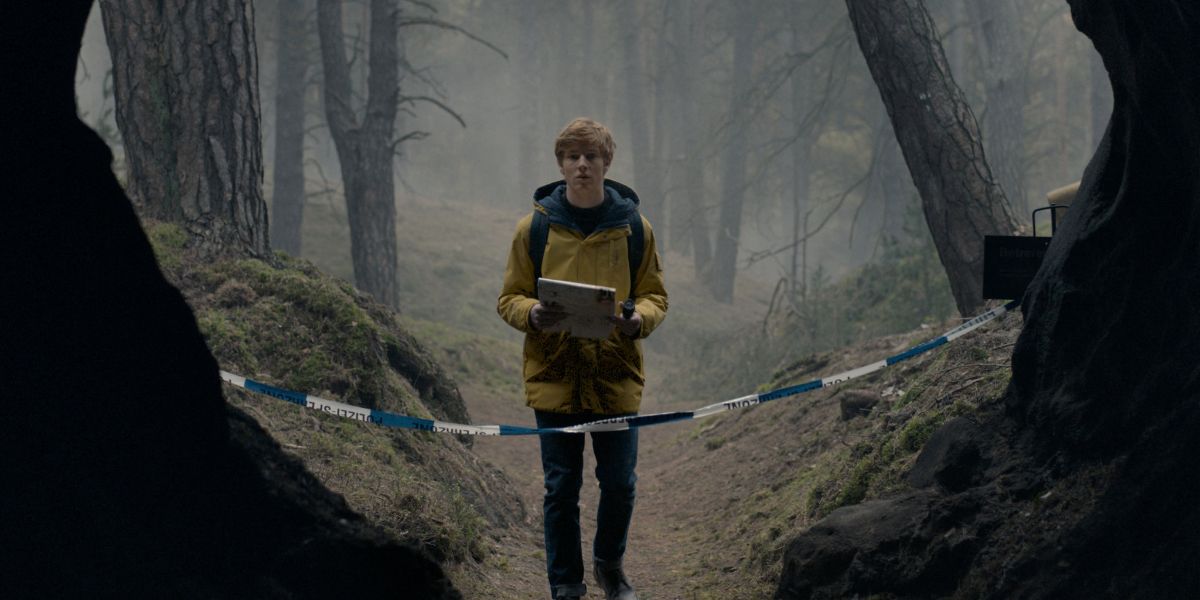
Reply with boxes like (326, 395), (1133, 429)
(146, 222), (535, 597)
(776, 2), (1200, 598)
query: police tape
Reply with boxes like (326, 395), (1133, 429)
(220, 299), (1019, 436)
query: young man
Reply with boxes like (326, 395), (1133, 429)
(498, 118), (668, 600)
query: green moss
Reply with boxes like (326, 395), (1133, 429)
(833, 453), (876, 509)
(144, 222), (188, 273)
(195, 309), (257, 371)
(898, 413), (946, 453)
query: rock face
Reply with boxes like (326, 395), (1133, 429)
(776, 491), (985, 599)
(999, 2), (1200, 595)
(904, 417), (985, 493)
(1, 2), (458, 597)
(777, 1), (1200, 598)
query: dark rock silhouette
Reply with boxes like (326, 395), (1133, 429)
(2, 2), (458, 597)
(777, 1), (1200, 598)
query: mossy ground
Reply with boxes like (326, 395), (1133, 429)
(145, 221), (522, 592)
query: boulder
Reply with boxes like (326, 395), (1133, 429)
(906, 416), (986, 492)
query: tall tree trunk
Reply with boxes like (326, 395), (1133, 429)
(673, 0), (712, 279)
(651, 3), (672, 242)
(270, 0), (308, 256)
(711, 3), (756, 303)
(515, 0), (543, 196)
(317, 0), (399, 308)
(966, 0), (1027, 212)
(845, 0), (1016, 316)
(618, 0), (660, 226)
(101, 0), (268, 258)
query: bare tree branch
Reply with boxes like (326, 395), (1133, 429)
(744, 167), (874, 268)
(397, 17), (508, 60)
(390, 129), (429, 151)
(400, 94), (466, 128)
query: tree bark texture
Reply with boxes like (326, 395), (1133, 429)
(966, 0), (1027, 211)
(269, 0), (309, 257)
(711, 3), (756, 304)
(100, 0), (269, 258)
(845, 0), (1016, 316)
(317, 0), (400, 308)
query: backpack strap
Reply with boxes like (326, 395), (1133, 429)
(529, 210), (550, 296)
(528, 208), (644, 300)
(626, 211), (644, 298)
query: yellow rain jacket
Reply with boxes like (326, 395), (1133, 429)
(498, 181), (668, 415)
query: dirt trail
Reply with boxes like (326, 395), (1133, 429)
(456, 317), (1012, 599)
(460, 353), (803, 600)
(390, 197), (850, 598)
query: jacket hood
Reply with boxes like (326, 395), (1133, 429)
(532, 179), (640, 233)
(533, 178), (640, 205)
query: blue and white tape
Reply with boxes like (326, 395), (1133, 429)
(221, 299), (1019, 436)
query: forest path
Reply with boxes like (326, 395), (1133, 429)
(460, 351), (786, 600)
(387, 197), (785, 598)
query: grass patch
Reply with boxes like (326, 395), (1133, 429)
(144, 220), (521, 572)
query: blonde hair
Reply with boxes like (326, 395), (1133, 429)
(554, 117), (615, 166)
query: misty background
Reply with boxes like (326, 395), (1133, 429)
(74, 0), (1107, 384)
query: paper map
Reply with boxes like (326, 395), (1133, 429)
(536, 278), (617, 339)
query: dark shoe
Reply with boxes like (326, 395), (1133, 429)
(553, 582), (587, 599)
(593, 557), (637, 600)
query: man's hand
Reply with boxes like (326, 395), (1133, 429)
(608, 310), (642, 338)
(529, 302), (568, 331)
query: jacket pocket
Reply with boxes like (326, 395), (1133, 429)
(524, 332), (571, 382)
(598, 335), (644, 385)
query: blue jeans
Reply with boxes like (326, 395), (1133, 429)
(535, 410), (638, 599)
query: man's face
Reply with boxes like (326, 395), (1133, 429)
(558, 145), (609, 195)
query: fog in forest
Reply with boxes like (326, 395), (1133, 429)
(75, 0), (1107, 333)
(23, 0), (1200, 597)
